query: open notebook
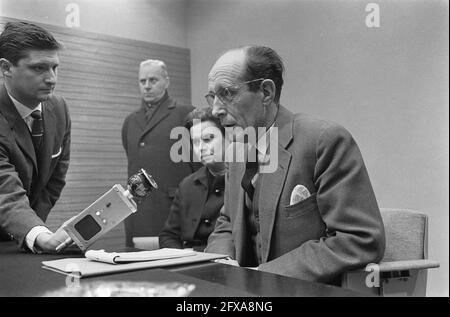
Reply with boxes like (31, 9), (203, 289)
(42, 249), (228, 278)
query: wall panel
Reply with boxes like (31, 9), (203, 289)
(0, 17), (191, 249)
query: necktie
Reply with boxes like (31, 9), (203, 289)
(145, 105), (156, 122)
(30, 110), (44, 156)
(241, 160), (259, 201)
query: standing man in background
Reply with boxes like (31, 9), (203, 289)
(122, 59), (196, 247)
(0, 21), (72, 253)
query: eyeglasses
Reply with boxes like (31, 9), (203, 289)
(205, 78), (265, 107)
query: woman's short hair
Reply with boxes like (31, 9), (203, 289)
(184, 107), (225, 135)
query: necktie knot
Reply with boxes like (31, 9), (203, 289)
(30, 110), (42, 120)
(245, 161), (259, 176)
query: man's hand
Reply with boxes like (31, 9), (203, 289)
(35, 227), (72, 253)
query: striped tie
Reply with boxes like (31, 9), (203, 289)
(30, 110), (44, 155)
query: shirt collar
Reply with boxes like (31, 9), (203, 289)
(7, 92), (42, 119)
(255, 124), (274, 164)
(193, 166), (209, 188)
(145, 90), (169, 108)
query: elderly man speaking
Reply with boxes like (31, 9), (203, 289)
(205, 45), (385, 285)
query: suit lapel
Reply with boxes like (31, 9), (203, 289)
(0, 85), (37, 171)
(135, 105), (147, 131)
(140, 96), (175, 139)
(231, 160), (248, 263)
(258, 105), (294, 263)
(259, 148), (291, 262)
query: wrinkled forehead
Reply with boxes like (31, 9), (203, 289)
(208, 50), (246, 90)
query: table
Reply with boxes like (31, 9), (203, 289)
(0, 241), (367, 297)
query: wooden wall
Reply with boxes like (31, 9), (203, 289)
(0, 17), (191, 249)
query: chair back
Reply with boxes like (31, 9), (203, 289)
(380, 208), (428, 262)
(132, 237), (160, 250)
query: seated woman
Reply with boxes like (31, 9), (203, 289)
(159, 108), (226, 251)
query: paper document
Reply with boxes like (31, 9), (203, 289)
(42, 251), (228, 278)
(85, 248), (196, 264)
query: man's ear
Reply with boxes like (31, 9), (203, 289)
(165, 76), (170, 90)
(0, 58), (12, 78)
(261, 79), (276, 106)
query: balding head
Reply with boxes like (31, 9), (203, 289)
(208, 48), (247, 90)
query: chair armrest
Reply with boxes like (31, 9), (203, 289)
(377, 259), (440, 272)
(347, 259), (440, 274)
(342, 259), (439, 296)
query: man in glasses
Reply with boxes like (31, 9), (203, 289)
(205, 45), (385, 285)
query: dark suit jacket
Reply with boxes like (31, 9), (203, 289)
(121, 93), (197, 246)
(206, 105), (385, 284)
(0, 85), (71, 247)
(159, 166), (224, 251)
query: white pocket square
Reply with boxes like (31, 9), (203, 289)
(51, 147), (62, 159)
(289, 185), (311, 205)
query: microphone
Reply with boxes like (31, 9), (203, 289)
(58, 169), (158, 252)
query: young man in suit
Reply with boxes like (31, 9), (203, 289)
(122, 60), (197, 247)
(0, 21), (71, 253)
(205, 45), (386, 285)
